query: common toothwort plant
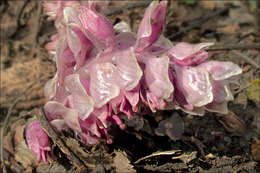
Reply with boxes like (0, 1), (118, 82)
(26, 1), (242, 163)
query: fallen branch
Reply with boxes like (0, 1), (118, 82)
(207, 43), (260, 51)
(36, 109), (88, 172)
(231, 50), (260, 69)
(135, 150), (181, 164)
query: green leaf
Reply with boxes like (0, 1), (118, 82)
(247, 79), (260, 103)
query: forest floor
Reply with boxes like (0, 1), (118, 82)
(0, 1), (260, 172)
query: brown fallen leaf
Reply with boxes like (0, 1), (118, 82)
(155, 112), (184, 141)
(216, 25), (240, 34)
(3, 130), (15, 154)
(36, 163), (67, 173)
(13, 119), (27, 148)
(217, 111), (246, 134)
(12, 118), (38, 169)
(113, 150), (136, 173)
(2, 116), (40, 171)
(0, 58), (55, 109)
(251, 137), (260, 161)
(14, 141), (37, 169)
(3, 118), (28, 156)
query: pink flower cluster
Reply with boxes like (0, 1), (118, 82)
(26, 120), (55, 164)
(26, 1), (242, 163)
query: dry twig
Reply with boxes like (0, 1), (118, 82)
(0, 98), (23, 173)
(135, 150), (181, 164)
(230, 50), (260, 69)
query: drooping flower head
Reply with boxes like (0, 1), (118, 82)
(26, 1), (242, 164)
(42, 0), (242, 144)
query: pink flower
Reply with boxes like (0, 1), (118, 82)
(41, 0), (242, 147)
(171, 59), (242, 115)
(78, 5), (115, 51)
(167, 42), (214, 66)
(135, 1), (168, 52)
(26, 120), (55, 164)
(199, 61), (242, 114)
(42, 1), (79, 21)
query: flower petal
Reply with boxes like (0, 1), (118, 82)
(135, 1), (167, 52)
(44, 101), (81, 133)
(146, 36), (173, 56)
(205, 101), (229, 114)
(124, 85), (140, 112)
(92, 105), (110, 128)
(78, 115), (101, 138)
(199, 60), (242, 81)
(211, 81), (234, 103)
(174, 65), (213, 107)
(44, 73), (58, 100)
(167, 42), (214, 66)
(114, 47), (143, 91)
(147, 91), (166, 111)
(26, 120), (53, 164)
(63, 6), (81, 26)
(50, 119), (67, 132)
(64, 74), (94, 120)
(145, 55), (174, 100)
(56, 39), (75, 86)
(90, 63), (120, 108)
(79, 6), (115, 51)
(115, 32), (136, 51)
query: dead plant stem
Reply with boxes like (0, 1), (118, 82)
(1, 97), (23, 173)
